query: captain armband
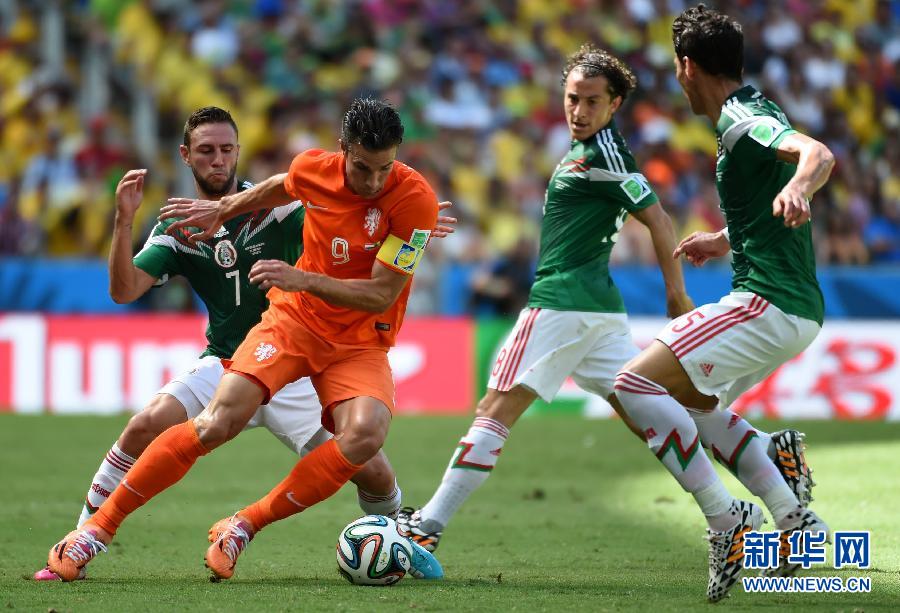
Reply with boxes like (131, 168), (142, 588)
(376, 234), (425, 275)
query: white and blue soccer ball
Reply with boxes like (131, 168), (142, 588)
(336, 515), (413, 586)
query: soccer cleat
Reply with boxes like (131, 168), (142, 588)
(762, 508), (830, 578)
(405, 538), (444, 580)
(396, 507), (442, 552)
(205, 515), (254, 580)
(47, 529), (108, 582)
(33, 565), (86, 581)
(769, 430), (816, 507)
(706, 500), (765, 603)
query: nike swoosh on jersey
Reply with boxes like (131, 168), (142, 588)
(305, 201), (329, 210)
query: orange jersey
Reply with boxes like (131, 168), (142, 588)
(275, 149), (438, 347)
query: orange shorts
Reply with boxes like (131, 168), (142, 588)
(224, 300), (395, 432)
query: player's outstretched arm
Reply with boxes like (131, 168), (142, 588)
(109, 169), (158, 303)
(159, 173), (291, 243)
(631, 203), (694, 318)
(772, 133), (835, 228)
(248, 259), (409, 313)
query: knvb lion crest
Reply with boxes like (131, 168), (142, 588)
(254, 342), (277, 362)
(364, 207), (382, 237)
(214, 240), (238, 268)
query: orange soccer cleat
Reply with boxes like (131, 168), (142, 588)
(33, 565), (86, 581)
(205, 515), (255, 580)
(47, 528), (109, 582)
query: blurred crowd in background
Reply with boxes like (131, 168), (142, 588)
(1, 0), (899, 316)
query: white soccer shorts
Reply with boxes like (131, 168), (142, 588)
(487, 307), (639, 402)
(656, 291), (820, 407)
(158, 355), (330, 455)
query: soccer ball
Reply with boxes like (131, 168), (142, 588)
(336, 515), (413, 586)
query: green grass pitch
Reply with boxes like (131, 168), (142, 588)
(2, 414), (898, 611)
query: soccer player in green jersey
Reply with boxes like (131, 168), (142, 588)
(35, 106), (446, 580)
(612, 5), (835, 601)
(398, 43), (812, 562)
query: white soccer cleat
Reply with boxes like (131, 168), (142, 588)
(396, 507), (442, 552)
(706, 500), (765, 602)
(769, 430), (816, 506)
(762, 508), (830, 578)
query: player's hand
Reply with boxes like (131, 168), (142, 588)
(772, 185), (810, 228)
(249, 259), (307, 292)
(434, 200), (457, 239)
(666, 291), (695, 319)
(673, 231), (731, 267)
(159, 198), (224, 243)
(115, 169), (147, 222)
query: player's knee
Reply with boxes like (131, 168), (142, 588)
(121, 412), (159, 455)
(193, 416), (235, 449)
(194, 403), (248, 449)
(121, 396), (184, 454)
(337, 428), (385, 465)
(351, 432), (384, 462)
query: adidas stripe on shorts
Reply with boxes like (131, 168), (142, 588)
(656, 292), (820, 407)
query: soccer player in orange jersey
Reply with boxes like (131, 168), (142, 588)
(47, 98), (443, 581)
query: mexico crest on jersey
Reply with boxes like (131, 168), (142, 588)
(214, 239), (238, 268)
(364, 207), (382, 237)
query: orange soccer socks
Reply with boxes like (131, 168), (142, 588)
(88, 421), (209, 537)
(240, 439), (363, 532)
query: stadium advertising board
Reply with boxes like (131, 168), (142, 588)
(1, 314), (899, 418)
(0, 314), (473, 414)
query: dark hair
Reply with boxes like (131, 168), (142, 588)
(561, 44), (637, 102)
(672, 4), (744, 81)
(183, 106), (238, 147)
(341, 98), (404, 151)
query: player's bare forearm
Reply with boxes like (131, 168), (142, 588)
(773, 133), (834, 227)
(108, 216), (136, 302)
(219, 173), (292, 221)
(301, 273), (404, 312)
(161, 173), (292, 242)
(248, 260), (408, 313)
(109, 169), (157, 303)
(633, 204), (694, 317)
(776, 133), (835, 198)
(645, 211), (684, 294)
(108, 217), (156, 303)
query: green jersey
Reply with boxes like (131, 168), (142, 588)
(715, 85), (824, 324)
(133, 180), (305, 358)
(528, 119), (658, 312)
